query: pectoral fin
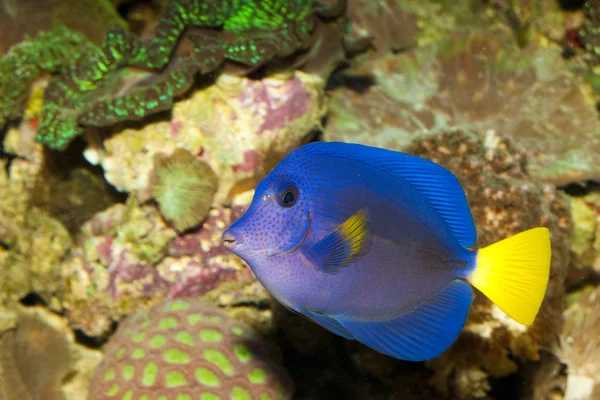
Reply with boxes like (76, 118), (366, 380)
(305, 208), (370, 274)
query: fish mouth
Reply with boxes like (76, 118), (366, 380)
(270, 210), (312, 257)
(222, 231), (239, 248)
(222, 198), (311, 257)
(222, 197), (273, 252)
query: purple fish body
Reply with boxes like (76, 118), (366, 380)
(222, 142), (549, 361)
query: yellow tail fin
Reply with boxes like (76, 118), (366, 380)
(469, 227), (551, 325)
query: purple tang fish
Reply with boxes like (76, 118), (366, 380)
(222, 142), (551, 361)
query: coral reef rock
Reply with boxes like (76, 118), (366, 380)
(0, 115), (119, 307)
(0, 152), (72, 306)
(559, 286), (600, 400)
(568, 192), (600, 281)
(59, 201), (254, 337)
(521, 351), (566, 400)
(84, 71), (326, 206)
(88, 297), (293, 400)
(413, 131), (571, 399)
(4, 113), (120, 232)
(344, 0), (418, 60)
(325, 31), (600, 186)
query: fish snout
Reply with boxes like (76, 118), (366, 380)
(222, 230), (242, 249)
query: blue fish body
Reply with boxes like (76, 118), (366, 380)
(222, 142), (551, 361)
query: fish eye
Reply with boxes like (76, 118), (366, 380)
(279, 186), (298, 208)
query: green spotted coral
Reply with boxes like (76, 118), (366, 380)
(88, 298), (292, 400)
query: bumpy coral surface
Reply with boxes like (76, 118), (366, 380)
(0, 154), (72, 306)
(568, 192), (600, 279)
(559, 286), (600, 400)
(326, 31), (600, 186)
(84, 71), (326, 206)
(88, 297), (293, 400)
(0, 114), (119, 307)
(59, 202), (252, 337)
(35, 0), (344, 150)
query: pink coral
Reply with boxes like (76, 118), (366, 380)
(59, 204), (252, 337)
(235, 75), (314, 134)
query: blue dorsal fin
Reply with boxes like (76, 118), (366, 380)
(337, 280), (472, 361)
(305, 208), (371, 274)
(305, 142), (477, 248)
(302, 309), (355, 340)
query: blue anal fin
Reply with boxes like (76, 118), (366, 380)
(338, 280), (472, 361)
(302, 309), (355, 340)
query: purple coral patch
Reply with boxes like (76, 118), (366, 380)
(238, 76), (312, 135)
(163, 206), (252, 297)
(108, 253), (169, 298)
(167, 263), (238, 298)
(64, 205), (253, 336)
(96, 236), (114, 264)
(232, 149), (261, 173)
(170, 121), (182, 136)
(168, 207), (246, 257)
